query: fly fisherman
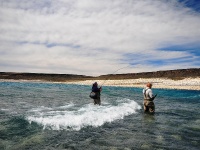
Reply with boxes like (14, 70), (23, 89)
(90, 82), (102, 105)
(143, 83), (157, 113)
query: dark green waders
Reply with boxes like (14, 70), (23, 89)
(143, 100), (155, 113)
(94, 92), (101, 105)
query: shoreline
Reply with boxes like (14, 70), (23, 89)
(1, 77), (200, 90)
(67, 77), (200, 91)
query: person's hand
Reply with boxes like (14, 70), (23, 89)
(152, 94), (157, 100)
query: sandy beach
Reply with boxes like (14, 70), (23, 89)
(67, 77), (200, 90)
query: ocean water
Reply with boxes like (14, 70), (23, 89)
(0, 81), (199, 150)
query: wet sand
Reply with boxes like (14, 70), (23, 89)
(67, 77), (200, 90)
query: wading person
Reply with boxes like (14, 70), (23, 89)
(90, 82), (102, 105)
(143, 83), (157, 113)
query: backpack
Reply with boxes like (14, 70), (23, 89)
(89, 92), (97, 99)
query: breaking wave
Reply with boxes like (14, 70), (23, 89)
(27, 99), (141, 130)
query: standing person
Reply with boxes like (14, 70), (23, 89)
(143, 83), (157, 113)
(90, 82), (102, 105)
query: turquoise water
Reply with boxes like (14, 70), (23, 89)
(0, 81), (200, 150)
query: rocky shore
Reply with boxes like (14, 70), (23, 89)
(68, 77), (200, 90)
(0, 68), (200, 90)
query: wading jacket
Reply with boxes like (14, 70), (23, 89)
(143, 87), (154, 101)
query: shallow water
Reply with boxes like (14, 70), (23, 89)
(0, 81), (200, 150)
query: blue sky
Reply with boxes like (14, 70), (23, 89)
(0, 0), (200, 76)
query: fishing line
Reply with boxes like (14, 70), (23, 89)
(100, 65), (132, 87)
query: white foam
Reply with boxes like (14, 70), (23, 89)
(28, 106), (53, 112)
(27, 100), (141, 130)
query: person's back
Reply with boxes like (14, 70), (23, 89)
(91, 82), (102, 105)
(92, 85), (100, 93)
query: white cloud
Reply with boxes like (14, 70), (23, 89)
(0, 0), (200, 76)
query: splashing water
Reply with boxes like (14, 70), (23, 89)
(27, 99), (141, 130)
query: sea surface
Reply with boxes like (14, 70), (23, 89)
(0, 80), (200, 150)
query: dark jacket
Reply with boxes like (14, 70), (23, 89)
(92, 85), (101, 92)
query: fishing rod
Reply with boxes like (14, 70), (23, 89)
(100, 65), (131, 87)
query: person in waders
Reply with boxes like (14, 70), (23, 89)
(143, 83), (157, 113)
(90, 82), (102, 105)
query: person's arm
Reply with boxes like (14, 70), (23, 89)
(149, 89), (157, 100)
(99, 86), (102, 92)
(148, 89), (153, 98)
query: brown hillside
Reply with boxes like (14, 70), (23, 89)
(0, 68), (199, 82)
(97, 68), (200, 80)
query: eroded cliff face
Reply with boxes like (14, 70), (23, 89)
(0, 68), (199, 81)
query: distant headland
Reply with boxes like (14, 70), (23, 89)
(0, 68), (199, 82)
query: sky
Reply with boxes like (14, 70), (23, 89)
(0, 0), (200, 76)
